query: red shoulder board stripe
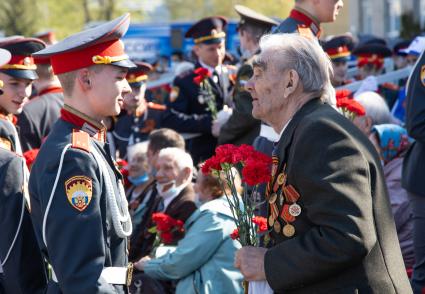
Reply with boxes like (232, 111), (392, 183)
(71, 129), (90, 152)
(147, 102), (166, 111)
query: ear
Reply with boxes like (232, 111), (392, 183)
(76, 68), (92, 91)
(283, 69), (300, 98)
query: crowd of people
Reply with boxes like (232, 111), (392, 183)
(1, 0), (425, 293)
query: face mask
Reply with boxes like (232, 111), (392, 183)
(156, 180), (185, 199)
(128, 173), (149, 186)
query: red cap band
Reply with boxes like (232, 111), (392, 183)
(50, 39), (127, 74)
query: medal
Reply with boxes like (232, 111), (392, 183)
(273, 220), (281, 233)
(268, 215), (274, 227)
(289, 203), (301, 217)
(277, 173), (286, 185)
(284, 185), (300, 203)
(269, 193), (277, 204)
(281, 204), (295, 223)
(283, 224), (295, 237)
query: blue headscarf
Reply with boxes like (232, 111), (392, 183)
(371, 124), (413, 164)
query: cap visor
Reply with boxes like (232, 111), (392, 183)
(0, 69), (38, 80)
(112, 59), (136, 68)
(201, 37), (225, 45)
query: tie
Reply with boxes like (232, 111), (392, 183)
(156, 197), (165, 212)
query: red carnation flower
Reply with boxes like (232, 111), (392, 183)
(242, 159), (271, 186)
(346, 100), (366, 116)
(23, 148), (39, 170)
(193, 75), (204, 85)
(252, 216), (268, 233)
(230, 228), (239, 240)
(194, 67), (211, 77)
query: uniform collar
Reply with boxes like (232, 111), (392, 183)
(60, 104), (106, 142)
(290, 8), (321, 38)
(38, 85), (63, 96)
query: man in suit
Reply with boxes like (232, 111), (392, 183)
(29, 14), (135, 293)
(164, 16), (231, 164)
(216, 5), (278, 146)
(402, 51), (425, 293)
(235, 33), (412, 293)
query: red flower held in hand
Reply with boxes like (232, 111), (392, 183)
(194, 67), (211, 77)
(242, 158), (271, 186)
(346, 100), (366, 116)
(252, 216), (268, 233)
(151, 213), (185, 244)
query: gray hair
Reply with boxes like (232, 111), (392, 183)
(158, 147), (194, 173)
(354, 91), (394, 125)
(127, 142), (148, 162)
(257, 33), (334, 102)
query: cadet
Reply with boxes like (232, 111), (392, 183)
(0, 37), (46, 154)
(164, 16), (231, 164)
(0, 48), (47, 294)
(18, 55), (64, 152)
(323, 34), (355, 87)
(29, 14), (135, 293)
(217, 5), (278, 146)
(113, 61), (165, 159)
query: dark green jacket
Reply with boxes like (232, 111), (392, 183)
(218, 56), (260, 146)
(265, 99), (412, 293)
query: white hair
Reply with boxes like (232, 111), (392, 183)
(158, 147), (194, 172)
(127, 142), (148, 162)
(354, 91), (394, 125)
(258, 33), (334, 103)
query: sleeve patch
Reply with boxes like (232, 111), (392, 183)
(65, 176), (93, 212)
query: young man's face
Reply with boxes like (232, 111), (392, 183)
(194, 40), (226, 68)
(87, 65), (131, 118)
(0, 72), (32, 114)
(123, 82), (147, 113)
(314, 0), (344, 23)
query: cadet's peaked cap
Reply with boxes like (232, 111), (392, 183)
(234, 5), (278, 29)
(127, 61), (152, 86)
(393, 40), (411, 56)
(352, 43), (392, 58)
(185, 16), (228, 44)
(0, 37), (46, 80)
(323, 35), (354, 62)
(33, 13), (136, 75)
(0, 48), (11, 95)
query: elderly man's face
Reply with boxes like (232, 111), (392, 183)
(246, 53), (287, 122)
(331, 60), (348, 85)
(155, 154), (186, 186)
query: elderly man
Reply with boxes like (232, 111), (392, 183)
(235, 33), (411, 293)
(129, 128), (196, 262)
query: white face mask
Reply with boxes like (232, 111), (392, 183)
(156, 180), (185, 199)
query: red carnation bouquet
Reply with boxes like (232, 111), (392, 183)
(202, 144), (272, 247)
(336, 89), (366, 121)
(149, 212), (185, 245)
(193, 67), (218, 119)
(116, 159), (130, 189)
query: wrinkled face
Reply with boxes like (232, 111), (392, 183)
(155, 154), (185, 186)
(194, 41), (226, 68)
(0, 72), (32, 114)
(128, 152), (149, 178)
(331, 60), (348, 85)
(315, 0), (344, 23)
(245, 52), (288, 123)
(87, 65), (131, 118)
(123, 82), (147, 113)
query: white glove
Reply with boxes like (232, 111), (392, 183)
(354, 75), (378, 97)
(212, 105), (233, 137)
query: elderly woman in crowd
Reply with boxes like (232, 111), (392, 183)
(133, 163), (243, 294)
(353, 91), (397, 135)
(369, 124), (414, 269)
(125, 142), (153, 230)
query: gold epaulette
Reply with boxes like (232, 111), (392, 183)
(71, 129), (90, 153)
(147, 102), (166, 111)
